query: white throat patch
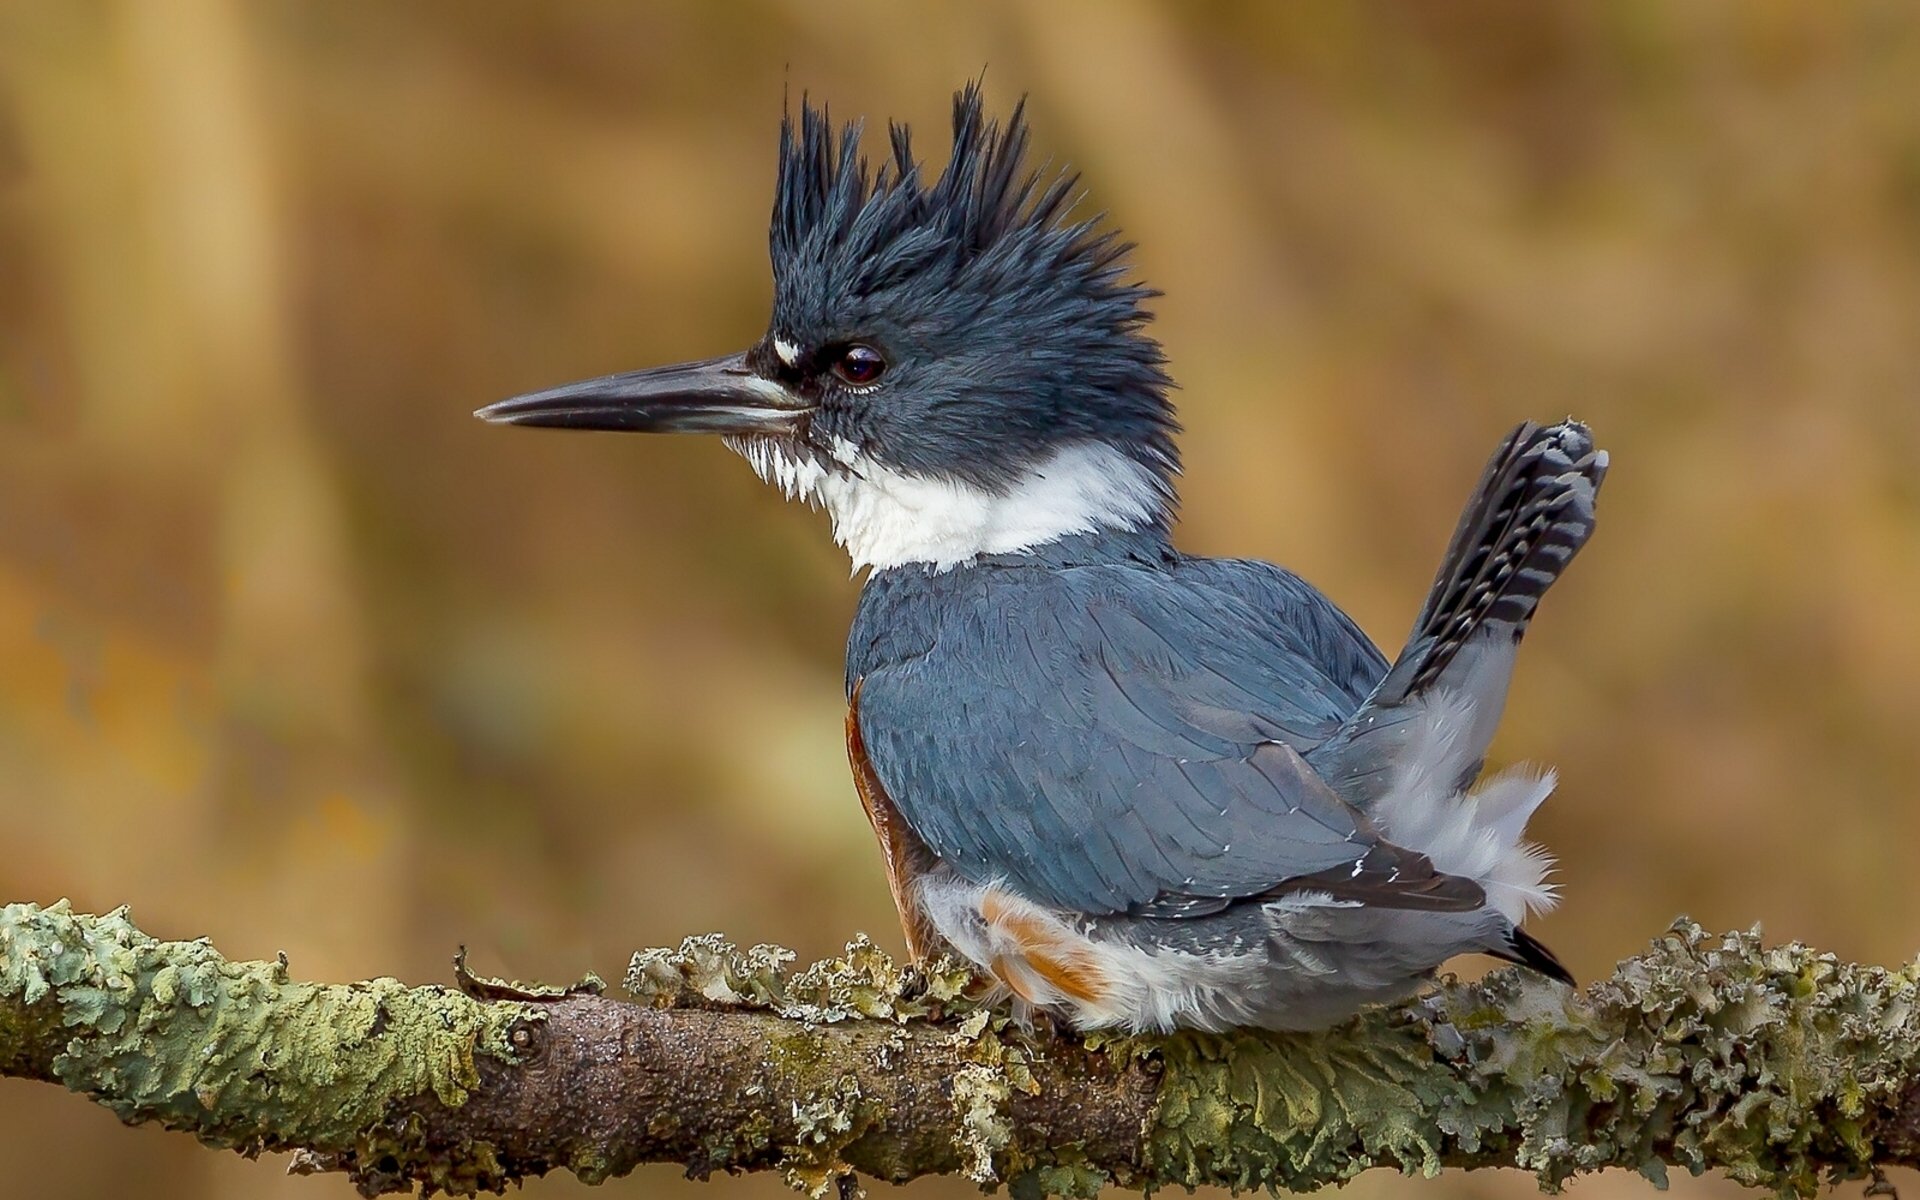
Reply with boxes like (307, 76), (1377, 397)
(731, 437), (1167, 571)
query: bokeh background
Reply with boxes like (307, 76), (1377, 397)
(3, 2), (1919, 1198)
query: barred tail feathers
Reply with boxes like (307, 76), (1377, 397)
(1324, 420), (1605, 936)
(1389, 419), (1608, 703)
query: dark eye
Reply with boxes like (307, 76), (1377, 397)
(832, 344), (887, 386)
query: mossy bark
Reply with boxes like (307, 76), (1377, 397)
(5, 900), (1920, 1197)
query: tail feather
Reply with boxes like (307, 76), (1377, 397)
(1388, 419), (1607, 703)
(1311, 420), (1604, 928)
(1488, 926), (1575, 987)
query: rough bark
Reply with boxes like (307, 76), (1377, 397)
(4, 900), (1919, 1197)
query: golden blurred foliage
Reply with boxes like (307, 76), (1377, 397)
(2, 2), (1918, 1198)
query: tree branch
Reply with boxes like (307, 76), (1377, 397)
(4, 901), (1919, 1197)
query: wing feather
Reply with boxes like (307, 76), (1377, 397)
(855, 562), (1474, 917)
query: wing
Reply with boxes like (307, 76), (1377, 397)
(1171, 556), (1390, 712)
(854, 564), (1479, 918)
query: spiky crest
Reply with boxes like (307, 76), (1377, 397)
(767, 81), (1179, 496)
(773, 83), (1118, 287)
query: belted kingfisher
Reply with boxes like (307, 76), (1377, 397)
(478, 84), (1606, 1032)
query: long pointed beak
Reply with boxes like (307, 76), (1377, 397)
(475, 352), (809, 435)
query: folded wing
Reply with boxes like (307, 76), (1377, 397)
(854, 567), (1483, 918)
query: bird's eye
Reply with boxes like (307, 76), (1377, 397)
(832, 344), (887, 386)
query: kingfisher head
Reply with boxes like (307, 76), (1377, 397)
(480, 84), (1178, 571)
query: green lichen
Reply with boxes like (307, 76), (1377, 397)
(1012, 1157), (1113, 1200)
(628, 933), (798, 1009)
(950, 1062), (1013, 1183)
(780, 1073), (870, 1198)
(1146, 1022), (1457, 1191)
(942, 1015), (1069, 1189)
(0, 900), (536, 1164)
(624, 935), (1111, 1195)
(15, 901), (1918, 1198)
(1145, 920), (1920, 1198)
(624, 931), (978, 1024)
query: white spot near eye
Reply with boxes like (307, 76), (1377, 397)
(772, 337), (800, 366)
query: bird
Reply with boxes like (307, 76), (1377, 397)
(477, 83), (1607, 1033)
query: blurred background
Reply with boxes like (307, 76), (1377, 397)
(2, 2), (1918, 1198)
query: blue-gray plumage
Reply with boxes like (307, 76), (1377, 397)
(479, 81), (1606, 1031)
(849, 529), (1396, 917)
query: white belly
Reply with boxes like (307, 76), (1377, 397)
(913, 871), (1507, 1032)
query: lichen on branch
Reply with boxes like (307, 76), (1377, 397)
(1147, 927), (1920, 1195)
(5, 899), (1920, 1198)
(0, 899), (539, 1189)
